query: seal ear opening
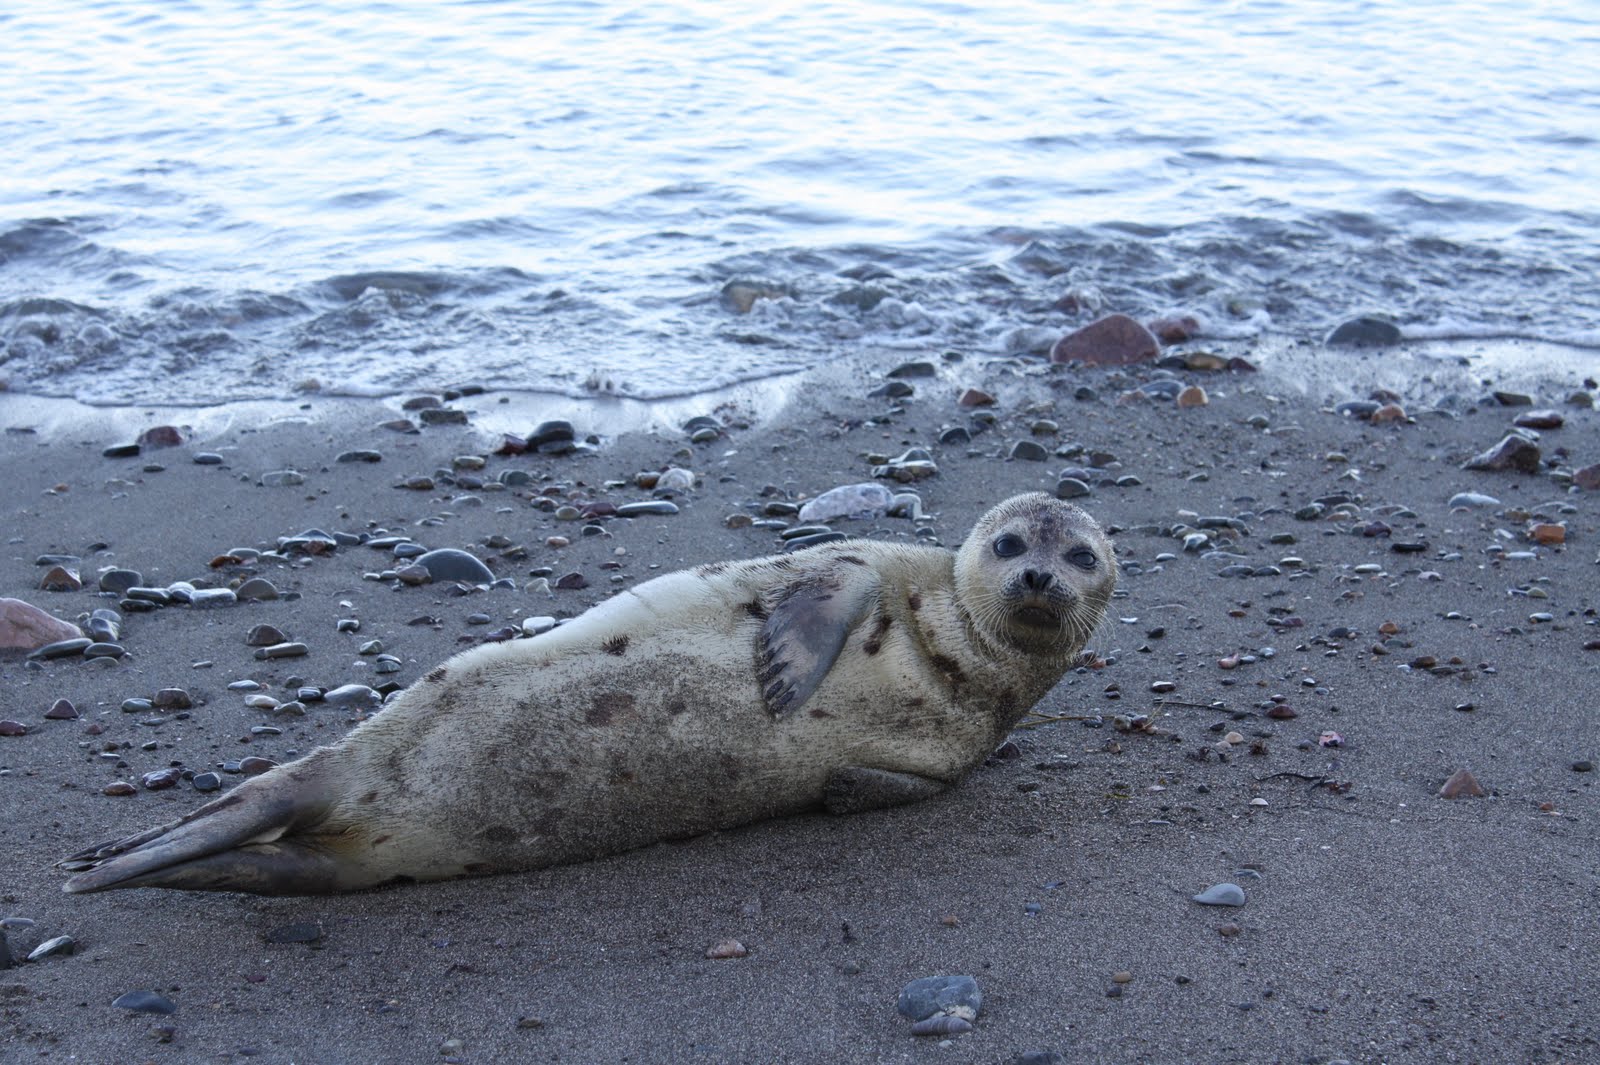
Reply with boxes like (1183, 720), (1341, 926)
(60, 771), (342, 895)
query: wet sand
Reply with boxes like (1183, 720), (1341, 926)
(1, 343), (1597, 1064)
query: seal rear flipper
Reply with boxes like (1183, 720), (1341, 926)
(61, 774), (339, 895)
(823, 767), (949, 814)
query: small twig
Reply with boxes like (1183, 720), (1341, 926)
(1152, 698), (1235, 713)
(1016, 712), (1098, 729)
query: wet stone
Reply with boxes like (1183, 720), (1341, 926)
(192, 771), (222, 792)
(419, 407), (469, 426)
(1009, 440), (1050, 462)
(253, 642), (309, 661)
(27, 935), (77, 961)
(45, 698), (79, 720)
(1052, 313), (1160, 366)
(0, 720), (27, 736)
(1325, 316), (1401, 348)
(1513, 409), (1563, 429)
(189, 588), (238, 609)
(193, 452), (225, 465)
(261, 469), (306, 487)
(30, 637), (92, 660)
(617, 500), (680, 517)
(246, 624), (287, 646)
(102, 443), (141, 458)
(141, 768), (182, 790)
(152, 688), (192, 709)
(554, 572), (589, 590)
(97, 568), (143, 594)
(415, 548), (494, 584)
(112, 990), (176, 1015)
(84, 642), (128, 659)
(897, 974), (983, 1022)
(1192, 883), (1247, 906)
(39, 565), (82, 592)
(1493, 390), (1534, 407)
(86, 609), (121, 641)
(323, 684), (382, 710)
(336, 449), (384, 464)
(1463, 434), (1541, 473)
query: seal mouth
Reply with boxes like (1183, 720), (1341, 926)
(1011, 604), (1062, 629)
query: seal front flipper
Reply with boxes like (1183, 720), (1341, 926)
(61, 762), (345, 895)
(823, 767), (949, 814)
(757, 558), (880, 718)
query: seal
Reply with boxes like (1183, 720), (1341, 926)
(61, 493), (1115, 895)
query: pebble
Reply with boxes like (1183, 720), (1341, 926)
(703, 938), (747, 959)
(189, 588), (238, 609)
(141, 768), (182, 790)
(260, 469), (306, 487)
(246, 624), (288, 646)
(239, 756), (279, 775)
(897, 975), (982, 1023)
(27, 935), (76, 961)
(83, 642), (127, 659)
(396, 564), (433, 585)
(1051, 313), (1160, 365)
(102, 442), (141, 458)
(1463, 434), (1541, 473)
(254, 642), (309, 660)
(1192, 883), (1247, 906)
(112, 990), (176, 1015)
(1175, 385), (1208, 408)
(39, 565), (82, 592)
(152, 688), (192, 709)
(1439, 768), (1486, 799)
(1514, 409), (1564, 429)
(419, 407), (469, 426)
(0, 720), (27, 736)
(414, 548), (494, 584)
(336, 449), (384, 463)
(235, 578), (280, 601)
(1324, 316), (1402, 347)
(102, 781), (137, 796)
(798, 483), (892, 523)
(86, 609), (121, 641)
(44, 698), (79, 720)
(97, 568), (143, 594)
(323, 684), (382, 709)
(555, 572), (589, 590)
(617, 500), (680, 517)
(1009, 440), (1050, 462)
(193, 451), (225, 464)
(192, 771), (222, 792)
(956, 387), (994, 407)
(1447, 491), (1500, 509)
(522, 616), (557, 636)
(27, 636), (92, 660)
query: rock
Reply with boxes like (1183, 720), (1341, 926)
(152, 688), (192, 709)
(616, 500), (680, 517)
(0, 720), (27, 736)
(193, 451), (225, 464)
(86, 609), (121, 641)
(656, 467), (696, 492)
(719, 279), (787, 314)
(888, 360), (937, 378)
(1439, 768), (1486, 799)
(27, 935), (76, 961)
(527, 420), (578, 455)
(703, 938), (747, 959)
(956, 387), (995, 408)
(1514, 409), (1564, 429)
(30, 637), (92, 660)
(868, 380), (914, 399)
(1493, 390), (1534, 407)
(246, 624), (288, 646)
(419, 407), (469, 426)
(1050, 314), (1160, 366)
(1148, 315), (1200, 343)
(1175, 385), (1208, 408)
(1324, 316), (1402, 347)
(188, 588), (237, 608)
(260, 469), (305, 487)
(235, 578), (280, 601)
(192, 771), (222, 792)
(336, 449), (383, 463)
(0, 599), (85, 650)
(97, 568), (143, 594)
(322, 684), (382, 709)
(1462, 434), (1541, 473)
(112, 990), (176, 1015)
(253, 642), (309, 660)
(44, 698), (79, 720)
(102, 442), (141, 458)
(554, 572), (589, 590)
(414, 548), (494, 584)
(1054, 477), (1091, 500)
(1009, 440), (1049, 462)
(799, 483), (893, 523)
(1572, 464), (1600, 491)
(897, 974), (982, 1022)
(1529, 523), (1565, 545)
(39, 565), (82, 592)
(1447, 491), (1500, 509)
(102, 781), (137, 796)
(136, 425), (183, 449)
(141, 768), (182, 790)
(1191, 883), (1247, 906)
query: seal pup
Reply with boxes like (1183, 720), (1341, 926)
(62, 493), (1115, 895)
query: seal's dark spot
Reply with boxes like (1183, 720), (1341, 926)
(838, 554), (867, 566)
(480, 825), (518, 844)
(744, 600), (767, 620)
(930, 653), (966, 684)
(863, 611), (893, 655)
(370, 834), (392, 847)
(666, 699), (688, 716)
(609, 768), (637, 785)
(907, 592), (922, 611)
(359, 790), (380, 804)
(720, 754), (743, 781)
(996, 688), (1018, 716)
(586, 690), (635, 725)
(809, 707), (833, 719)
(906, 696), (925, 708)
(425, 666), (448, 683)
(601, 635), (629, 656)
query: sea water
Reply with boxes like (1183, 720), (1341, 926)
(2, 0), (1597, 407)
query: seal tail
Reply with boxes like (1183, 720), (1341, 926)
(59, 761), (349, 895)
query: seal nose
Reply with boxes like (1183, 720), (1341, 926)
(1021, 568), (1053, 592)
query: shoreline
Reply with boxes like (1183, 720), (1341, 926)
(2, 342), (1596, 1064)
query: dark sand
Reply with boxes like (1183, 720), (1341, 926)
(1, 343), (1597, 1064)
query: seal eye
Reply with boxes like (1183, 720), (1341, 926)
(1067, 547), (1097, 570)
(992, 534), (1026, 558)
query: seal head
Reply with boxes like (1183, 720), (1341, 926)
(953, 492), (1115, 655)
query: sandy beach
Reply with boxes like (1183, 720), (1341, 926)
(2, 341), (1597, 1064)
